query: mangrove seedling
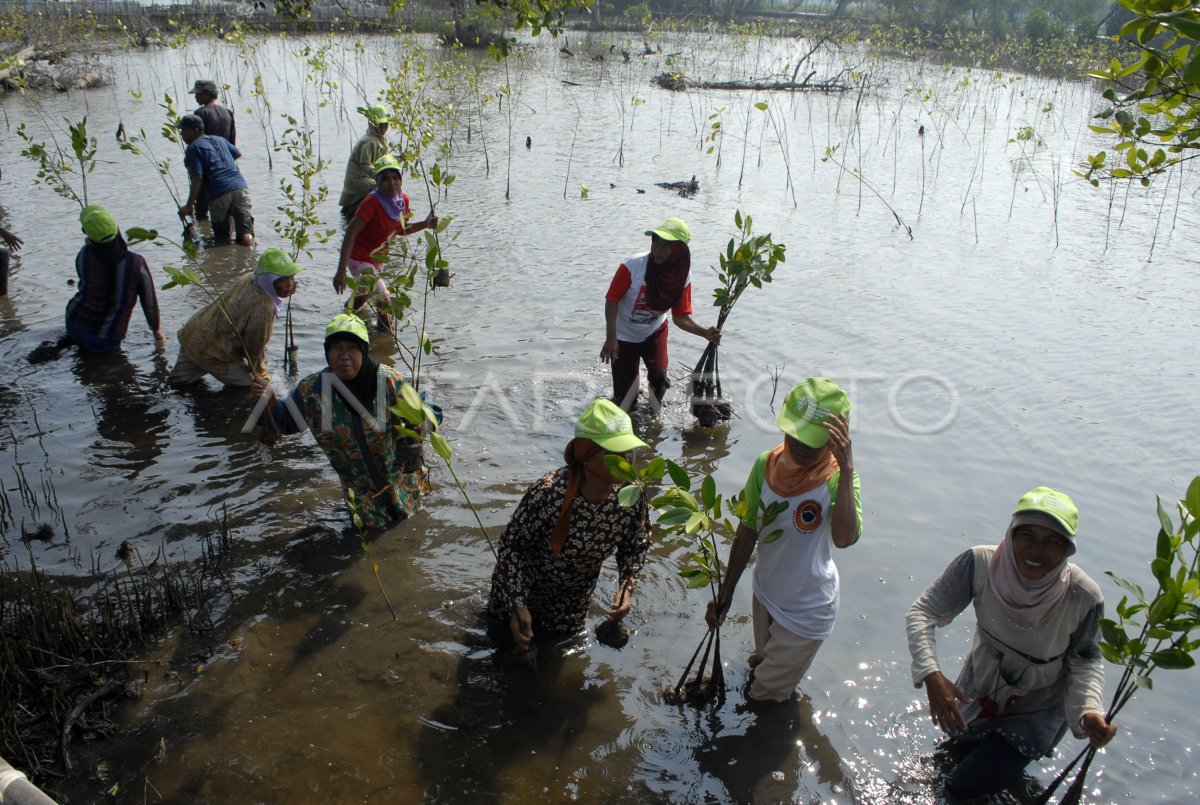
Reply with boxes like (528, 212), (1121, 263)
(1037, 475), (1200, 805)
(690, 211), (786, 427)
(612, 457), (784, 705)
(346, 487), (398, 621)
(17, 116), (98, 209)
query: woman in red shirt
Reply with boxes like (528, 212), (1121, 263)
(334, 154), (437, 332)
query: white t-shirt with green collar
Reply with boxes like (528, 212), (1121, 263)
(739, 450), (862, 640)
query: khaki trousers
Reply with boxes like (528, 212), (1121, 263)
(749, 594), (824, 702)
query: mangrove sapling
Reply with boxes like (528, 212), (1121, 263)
(689, 211), (785, 428)
(16, 116), (98, 209)
(821, 146), (914, 240)
(390, 384), (497, 560)
(621, 458), (785, 706)
(1036, 476), (1200, 805)
(273, 113), (337, 371)
(346, 488), (398, 622)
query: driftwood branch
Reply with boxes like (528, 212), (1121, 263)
(654, 72), (850, 93)
(61, 679), (122, 771)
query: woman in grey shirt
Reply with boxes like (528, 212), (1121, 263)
(906, 486), (1117, 798)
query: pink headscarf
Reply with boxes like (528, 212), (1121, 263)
(988, 515), (1071, 628)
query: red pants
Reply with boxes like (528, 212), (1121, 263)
(611, 323), (670, 410)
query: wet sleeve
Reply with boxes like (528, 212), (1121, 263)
(605, 264), (632, 302)
(234, 292), (272, 378)
(133, 256), (161, 332)
(1064, 601), (1107, 737)
(266, 385), (310, 436)
(906, 549), (976, 688)
(615, 492), (651, 587)
(492, 480), (549, 612)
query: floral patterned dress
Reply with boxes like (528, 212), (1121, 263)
(267, 365), (429, 528)
(488, 467), (651, 634)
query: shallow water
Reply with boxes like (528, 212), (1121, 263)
(1, 29), (1198, 803)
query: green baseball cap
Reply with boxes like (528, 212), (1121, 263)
(645, 217), (691, 244)
(575, 399), (648, 453)
(1013, 486), (1079, 552)
(778, 377), (850, 448)
(372, 154), (403, 176)
(80, 205), (119, 244)
(326, 312), (370, 345)
(364, 104), (392, 126)
(254, 247), (302, 278)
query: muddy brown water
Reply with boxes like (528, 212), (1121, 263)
(1, 30), (1198, 803)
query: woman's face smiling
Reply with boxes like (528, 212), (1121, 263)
(377, 169), (403, 197)
(1011, 524), (1070, 581)
(327, 340), (363, 382)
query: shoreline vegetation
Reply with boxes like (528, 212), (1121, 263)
(0, 0), (1153, 800)
(1, 1), (1131, 91)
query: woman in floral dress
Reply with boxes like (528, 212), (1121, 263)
(250, 312), (430, 528)
(489, 399), (652, 649)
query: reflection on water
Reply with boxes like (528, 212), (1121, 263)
(0, 27), (1196, 805)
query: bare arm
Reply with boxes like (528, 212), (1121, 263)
(824, 414), (859, 548)
(705, 522), (759, 627)
(178, 174), (203, 219)
(671, 313), (721, 344)
(335, 216), (368, 293)
(601, 300), (620, 362)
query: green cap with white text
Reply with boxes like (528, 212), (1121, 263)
(364, 104), (392, 125)
(777, 377), (850, 448)
(575, 399), (648, 453)
(372, 154), (403, 176)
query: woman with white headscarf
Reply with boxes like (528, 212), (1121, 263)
(906, 486), (1117, 799)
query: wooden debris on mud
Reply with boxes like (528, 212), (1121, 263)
(655, 175), (700, 198)
(653, 71), (851, 93)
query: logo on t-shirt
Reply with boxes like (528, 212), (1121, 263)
(793, 499), (823, 533)
(630, 285), (658, 323)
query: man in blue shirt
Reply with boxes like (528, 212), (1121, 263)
(177, 114), (254, 247)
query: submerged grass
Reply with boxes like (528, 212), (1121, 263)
(0, 513), (234, 786)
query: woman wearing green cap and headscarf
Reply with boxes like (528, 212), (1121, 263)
(338, 104), (392, 218)
(66, 205), (164, 352)
(706, 378), (861, 703)
(334, 153), (438, 333)
(168, 247), (301, 387)
(489, 398), (652, 650)
(906, 487), (1117, 798)
(249, 312), (431, 528)
(601, 217), (722, 413)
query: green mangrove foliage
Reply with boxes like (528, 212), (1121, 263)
(16, 117), (97, 209)
(1038, 475), (1200, 804)
(607, 454), (783, 705)
(1082, 0), (1200, 185)
(691, 211), (785, 427)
